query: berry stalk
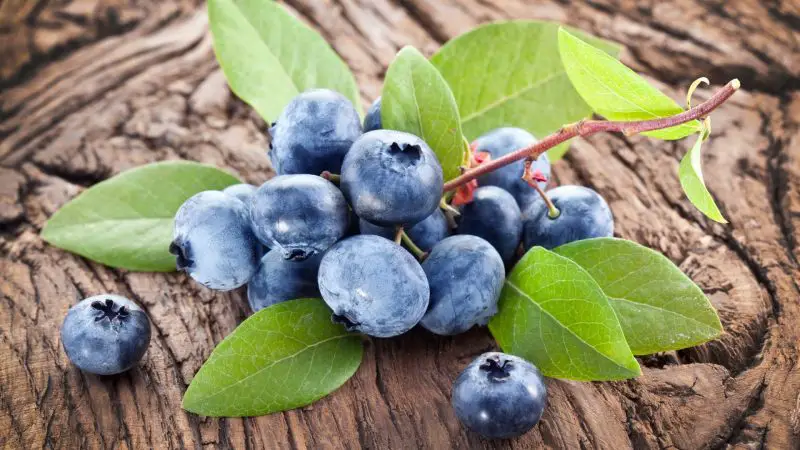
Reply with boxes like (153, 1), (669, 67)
(443, 79), (740, 192)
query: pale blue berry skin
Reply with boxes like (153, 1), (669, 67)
(420, 236), (504, 335)
(359, 208), (450, 252)
(222, 183), (257, 203)
(474, 128), (551, 208)
(522, 185), (613, 250)
(341, 130), (444, 226)
(250, 174), (349, 261)
(247, 252), (321, 312)
(363, 97), (382, 132)
(61, 295), (151, 375)
(456, 186), (522, 264)
(269, 89), (362, 175)
(452, 352), (547, 439)
(318, 235), (429, 338)
(171, 191), (260, 290)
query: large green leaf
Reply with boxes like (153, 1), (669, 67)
(208, 0), (362, 122)
(555, 238), (723, 355)
(382, 46), (467, 181)
(679, 132), (727, 223)
(430, 21), (619, 161)
(183, 298), (363, 417)
(488, 247), (640, 381)
(558, 28), (699, 140)
(41, 161), (240, 272)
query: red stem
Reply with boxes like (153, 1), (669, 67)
(444, 79), (740, 192)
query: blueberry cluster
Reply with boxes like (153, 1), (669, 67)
(162, 88), (615, 438)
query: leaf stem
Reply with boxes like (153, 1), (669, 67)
(400, 230), (427, 260)
(444, 79), (740, 192)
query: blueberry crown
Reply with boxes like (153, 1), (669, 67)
(479, 356), (513, 381)
(91, 298), (130, 322)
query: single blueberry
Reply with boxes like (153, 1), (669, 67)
(363, 97), (382, 132)
(474, 128), (551, 208)
(318, 235), (429, 338)
(269, 89), (362, 175)
(222, 183), (258, 203)
(250, 174), (349, 261)
(341, 130), (444, 226)
(247, 252), (321, 312)
(420, 235), (504, 335)
(359, 208), (450, 252)
(61, 294), (152, 375)
(171, 191), (261, 290)
(522, 185), (613, 250)
(456, 186), (522, 264)
(452, 352), (547, 439)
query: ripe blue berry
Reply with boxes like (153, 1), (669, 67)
(269, 89), (362, 175)
(474, 128), (551, 208)
(363, 97), (382, 132)
(222, 183), (257, 203)
(522, 185), (613, 250)
(341, 130), (443, 226)
(61, 295), (152, 375)
(420, 236), (504, 335)
(250, 174), (349, 261)
(456, 186), (522, 264)
(171, 191), (261, 290)
(359, 208), (450, 252)
(247, 252), (321, 312)
(318, 235), (429, 337)
(452, 352), (547, 439)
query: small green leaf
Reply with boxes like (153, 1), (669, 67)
(555, 238), (723, 355)
(488, 247), (640, 381)
(382, 46), (467, 181)
(558, 28), (699, 140)
(430, 21), (619, 162)
(209, 0), (362, 122)
(679, 132), (727, 223)
(182, 298), (363, 417)
(41, 161), (240, 272)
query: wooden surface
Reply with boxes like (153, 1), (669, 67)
(1, 0), (799, 448)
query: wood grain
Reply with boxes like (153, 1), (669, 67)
(1, 0), (798, 448)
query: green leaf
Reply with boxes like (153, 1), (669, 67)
(382, 46), (467, 181)
(41, 161), (240, 272)
(182, 298), (363, 417)
(430, 21), (619, 162)
(679, 133), (727, 223)
(555, 238), (723, 355)
(208, 0), (362, 122)
(558, 28), (700, 140)
(488, 247), (640, 381)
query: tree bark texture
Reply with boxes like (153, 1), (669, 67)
(1, 0), (799, 448)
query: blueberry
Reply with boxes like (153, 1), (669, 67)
(247, 252), (321, 312)
(341, 130), (444, 225)
(452, 352), (547, 439)
(473, 128), (550, 208)
(456, 186), (522, 264)
(250, 174), (349, 260)
(363, 97), (382, 132)
(359, 208), (450, 252)
(318, 235), (429, 337)
(61, 294), (152, 375)
(420, 236), (504, 335)
(222, 183), (257, 203)
(522, 185), (613, 250)
(171, 191), (261, 290)
(269, 89), (362, 175)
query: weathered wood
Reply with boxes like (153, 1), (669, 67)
(1, 1), (798, 448)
